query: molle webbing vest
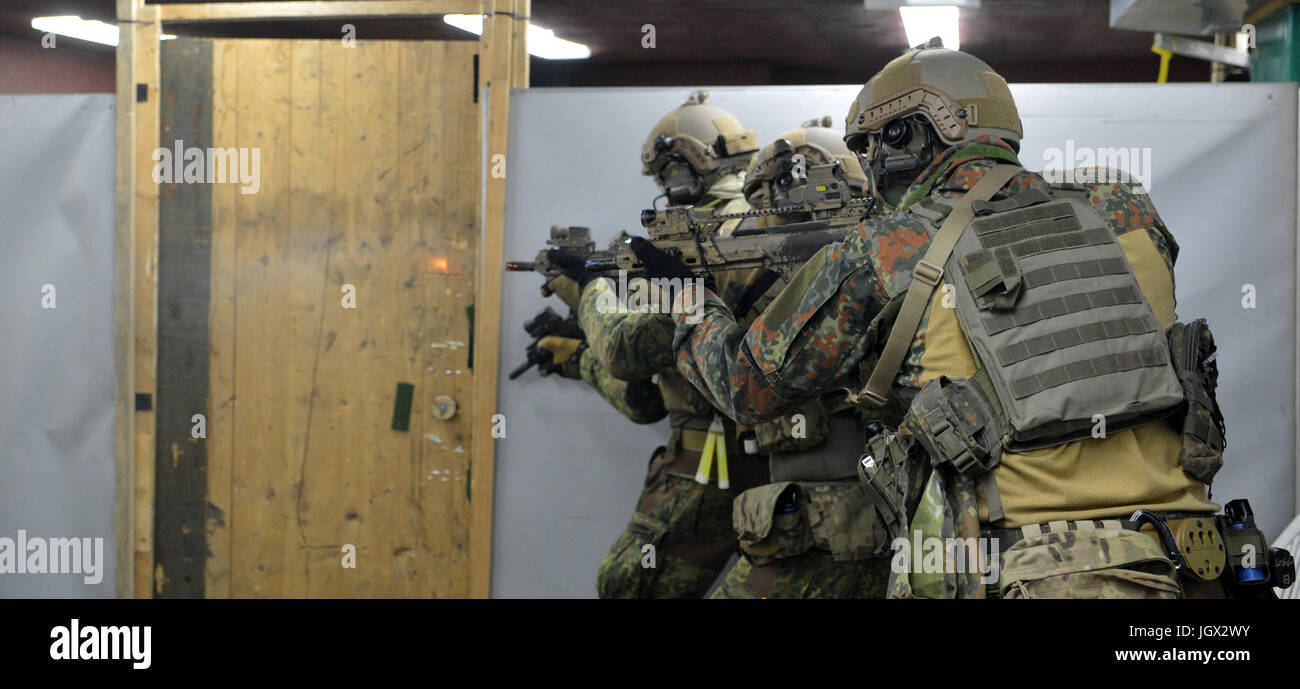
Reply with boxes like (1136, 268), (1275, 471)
(946, 187), (1184, 449)
(857, 165), (1187, 521)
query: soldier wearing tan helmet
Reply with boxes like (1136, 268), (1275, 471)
(635, 42), (1289, 598)
(641, 90), (759, 215)
(701, 117), (897, 598)
(545, 91), (774, 598)
(743, 116), (869, 214)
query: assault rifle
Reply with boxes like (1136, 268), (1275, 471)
(508, 306), (586, 380)
(585, 161), (873, 281)
(505, 226), (628, 297)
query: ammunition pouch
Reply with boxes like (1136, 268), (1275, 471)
(733, 481), (884, 562)
(1168, 319), (1226, 485)
(900, 375), (1007, 523)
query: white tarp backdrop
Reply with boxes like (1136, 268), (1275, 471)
(495, 83), (1299, 598)
(0, 95), (117, 597)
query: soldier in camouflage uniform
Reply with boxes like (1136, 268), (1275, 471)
(548, 91), (774, 598)
(696, 117), (894, 598)
(637, 45), (1226, 598)
(527, 330), (668, 425)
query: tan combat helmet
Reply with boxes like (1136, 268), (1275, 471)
(743, 116), (869, 209)
(641, 90), (760, 204)
(843, 42), (1022, 205)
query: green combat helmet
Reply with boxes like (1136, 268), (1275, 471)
(641, 90), (760, 205)
(742, 115), (870, 213)
(844, 39), (1023, 207)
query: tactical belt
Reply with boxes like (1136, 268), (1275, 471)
(666, 427), (769, 491)
(981, 512), (1217, 553)
(680, 428), (718, 453)
(768, 412), (863, 482)
(983, 519), (1139, 553)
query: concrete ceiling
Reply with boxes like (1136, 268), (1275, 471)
(0, 0), (1236, 84)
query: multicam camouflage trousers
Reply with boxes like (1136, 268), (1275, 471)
(710, 551), (891, 599)
(597, 444), (763, 599)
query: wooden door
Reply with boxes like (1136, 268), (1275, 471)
(154, 38), (481, 597)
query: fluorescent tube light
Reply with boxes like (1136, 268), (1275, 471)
(32, 16), (176, 47)
(444, 14), (590, 60)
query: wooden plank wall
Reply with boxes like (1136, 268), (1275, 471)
(154, 37), (481, 597)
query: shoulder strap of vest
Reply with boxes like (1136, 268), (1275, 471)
(854, 164), (1023, 406)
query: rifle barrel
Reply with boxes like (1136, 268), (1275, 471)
(505, 261), (536, 272)
(508, 360), (534, 380)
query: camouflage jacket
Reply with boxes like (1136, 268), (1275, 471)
(578, 347), (666, 424)
(670, 139), (1040, 424)
(577, 177), (753, 425)
(671, 137), (1213, 526)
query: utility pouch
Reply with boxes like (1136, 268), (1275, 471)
(733, 481), (883, 561)
(999, 528), (1182, 599)
(1168, 319), (1226, 485)
(734, 482), (812, 560)
(802, 482), (886, 562)
(901, 375), (1007, 522)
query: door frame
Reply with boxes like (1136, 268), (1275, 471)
(113, 0), (527, 599)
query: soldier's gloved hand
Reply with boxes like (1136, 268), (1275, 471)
(629, 237), (694, 281)
(543, 275), (582, 311)
(546, 250), (594, 288)
(536, 336), (585, 380)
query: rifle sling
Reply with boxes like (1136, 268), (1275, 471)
(856, 164), (1022, 406)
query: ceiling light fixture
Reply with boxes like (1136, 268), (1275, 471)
(898, 5), (961, 51)
(444, 14), (590, 60)
(32, 16), (176, 47)
(864, 1), (974, 51)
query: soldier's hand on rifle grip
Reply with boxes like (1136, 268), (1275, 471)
(546, 249), (595, 288)
(629, 237), (694, 281)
